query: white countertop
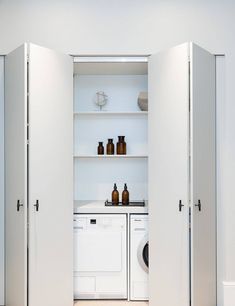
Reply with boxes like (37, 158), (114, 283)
(74, 200), (148, 214)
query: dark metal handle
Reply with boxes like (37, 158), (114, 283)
(179, 200), (184, 212)
(195, 199), (201, 211)
(17, 200), (23, 211)
(34, 200), (39, 211)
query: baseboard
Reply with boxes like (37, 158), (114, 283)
(223, 282), (235, 306)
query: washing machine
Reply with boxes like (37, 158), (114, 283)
(130, 214), (148, 300)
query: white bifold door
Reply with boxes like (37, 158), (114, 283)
(5, 44), (73, 306)
(148, 42), (216, 306)
(5, 44), (28, 306)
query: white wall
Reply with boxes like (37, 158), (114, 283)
(0, 0), (234, 305)
(0, 58), (4, 306)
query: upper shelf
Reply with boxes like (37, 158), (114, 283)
(73, 61), (148, 75)
(74, 111), (148, 116)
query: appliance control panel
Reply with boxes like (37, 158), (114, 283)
(73, 214), (126, 230)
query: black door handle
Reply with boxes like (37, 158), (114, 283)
(34, 200), (39, 211)
(17, 200), (23, 211)
(195, 199), (201, 211)
(179, 200), (184, 212)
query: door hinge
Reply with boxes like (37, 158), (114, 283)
(189, 206), (191, 229)
(27, 123), (29, 142)
(188, 60), (191, 112)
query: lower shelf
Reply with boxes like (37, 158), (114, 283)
(74, 154), (148, 158)
(74, 301), (149, 305)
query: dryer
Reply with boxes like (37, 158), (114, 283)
(73, 214), (127, 299)
(130, 214), (148, 300)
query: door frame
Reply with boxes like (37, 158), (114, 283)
(72, 51), (223, 306)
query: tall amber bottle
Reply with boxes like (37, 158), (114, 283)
(122, 183), (129, 205)
(116, 136), (126, 155)
(112, 183), (119, 205)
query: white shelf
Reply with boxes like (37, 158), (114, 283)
(74, 200), (148, 214)
(74, 111), (148, 116)
(73, 154), (148, 159)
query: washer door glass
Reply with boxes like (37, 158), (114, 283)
(143, 242), (149, 268)
(137, 235), (149, 273)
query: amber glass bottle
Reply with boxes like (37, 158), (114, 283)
(106, 139), (114, 155)
(97, 142), (104, 155)
(117, 136), (126, 155)
(112, 183), (119, 205)
(122, 183), (129, 205)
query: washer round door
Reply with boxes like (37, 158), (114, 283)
(137, 235), (149, 273)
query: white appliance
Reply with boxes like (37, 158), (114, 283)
(130, 214), (149, 300)
(73, 214), (127, 299)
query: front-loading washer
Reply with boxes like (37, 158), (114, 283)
(130, 214), (148, 300)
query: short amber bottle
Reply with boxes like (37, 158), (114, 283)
(106, 139), (114, 155)
(112, 183), (119, 205)
(122, 183), (129, 205)
(97, 142), (104, 155)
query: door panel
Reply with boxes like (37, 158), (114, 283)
(5, 44), (28, 306)
(190, 43), (216, 306)
(148, 43), (190, 306)
(28, 44), (73, 306)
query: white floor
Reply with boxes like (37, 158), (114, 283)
(74, 301), (148, 306)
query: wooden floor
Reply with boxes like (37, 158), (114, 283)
(74, 301), (148, 306)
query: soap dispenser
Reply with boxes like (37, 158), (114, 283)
(112, 183), (119, 205)
(122, 183), (129, 205)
